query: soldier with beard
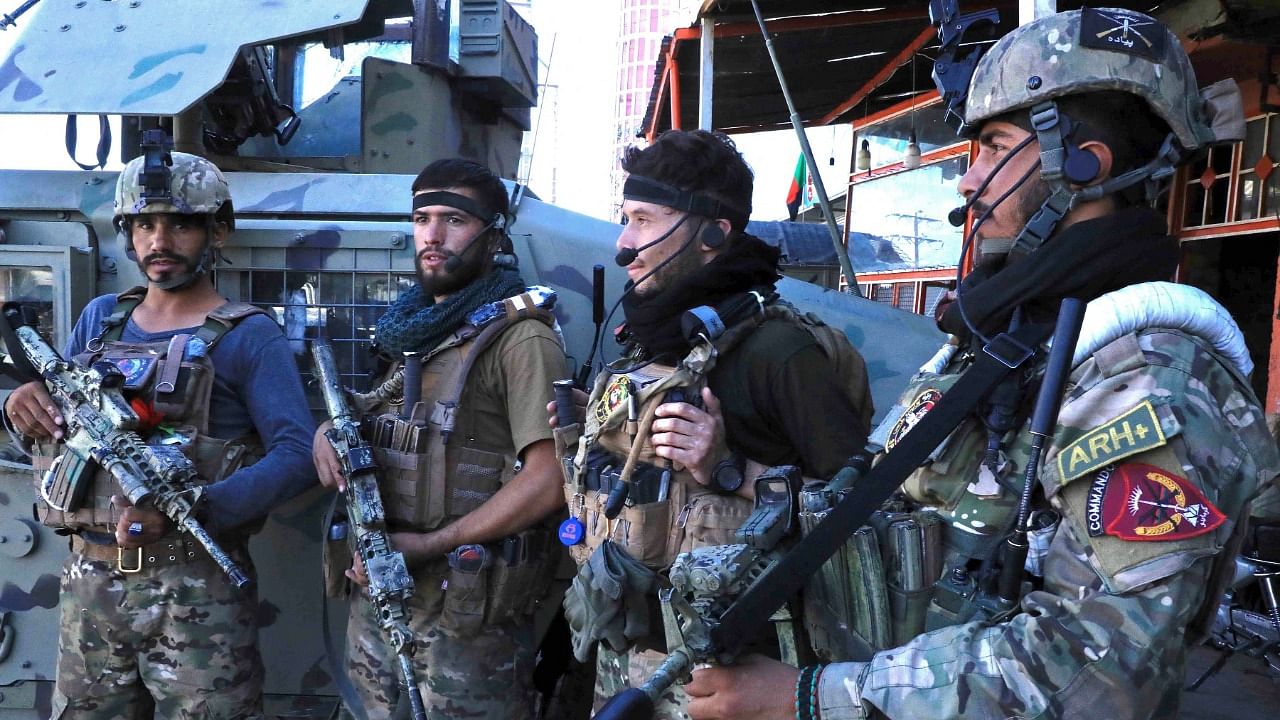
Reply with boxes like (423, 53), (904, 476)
(312, 159), (567, 719)
(683, 9), (1280, 720)
(2, 148), (316, 718)
(552, 129), (873, 719)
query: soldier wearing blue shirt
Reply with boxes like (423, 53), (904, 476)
(3, 148), (315, 719)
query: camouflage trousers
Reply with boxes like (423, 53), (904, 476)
(51, 551), (263, 720)
(594, 646), (691, 720)
(342, 581), (539, 720)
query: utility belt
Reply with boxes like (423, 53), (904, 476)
(69, 531), (242, 574)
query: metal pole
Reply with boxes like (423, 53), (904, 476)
(748, 1), (860, 294)
(1019, 0), (1057, 24)
(699, 16), (715, 129)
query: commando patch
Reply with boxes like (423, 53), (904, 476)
(886, 388), (941, 451)
(1079, 8), (1165, 62)
(1093, 462), (1225, 541)
(1057, 400), (1166, 482)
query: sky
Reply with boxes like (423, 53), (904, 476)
(0, 1), (851, 224)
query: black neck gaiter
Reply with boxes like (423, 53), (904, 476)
(622, 233), (780, 363)
(939, 206), (1179, 340)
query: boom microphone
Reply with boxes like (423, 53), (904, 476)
(947, 133), (1038, 227)
(440, 216), (502, 272)
(614, 214), (693, 266)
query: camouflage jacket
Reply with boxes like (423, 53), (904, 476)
(819, 327), (1280, 719)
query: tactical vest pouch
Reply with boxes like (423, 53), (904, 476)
(574, 493), (672, 569)
(441, 561), (488, 634)
(675, 492), (753, 557)
(887, 585), (932, 646)
(485, 526), (561, 624)
(446, 445), (504, 517)
(373, 443), (445, 530)
(149, 334), (214, 427)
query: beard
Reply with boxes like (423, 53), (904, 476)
(632, 240), (703, 299)
(416, 243), (488, 297)
(137, 249), (200, 286)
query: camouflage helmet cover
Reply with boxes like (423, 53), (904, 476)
(964, 8), (1210, 150)
(113, 151), (233, 228)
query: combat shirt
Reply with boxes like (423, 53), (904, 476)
(817, 328), (1280, 719)
(710, 317), (869, 477)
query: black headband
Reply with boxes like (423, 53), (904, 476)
(412, 191), (504, 228)
(622, 175), (747, 227)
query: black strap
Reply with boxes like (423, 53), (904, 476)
(710, 321), (1053, 657)
(64, 114), (112, 171)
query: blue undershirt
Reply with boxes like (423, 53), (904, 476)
(69, 293), (317, 534)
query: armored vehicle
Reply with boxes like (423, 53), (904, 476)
(0, 1), (941, 717)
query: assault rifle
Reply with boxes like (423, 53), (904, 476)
(311, 339), (426, 720)
(0, 304), (250, 587)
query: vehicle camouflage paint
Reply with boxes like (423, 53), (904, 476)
(0, 1), (943, 717)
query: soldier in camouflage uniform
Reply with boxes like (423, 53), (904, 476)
(1, 147), (316, 718)
(311, 159), (567, 719)
(684, 9), (1280, 719)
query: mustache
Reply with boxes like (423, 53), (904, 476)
(143, 252), (189, 265)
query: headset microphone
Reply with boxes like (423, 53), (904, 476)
(439, 215), (503, 272)
(614, 213), (693, 267)
(945, 133), (1037, 227)
(614, 237), (660, 267)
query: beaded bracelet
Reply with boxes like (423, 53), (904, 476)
(796, 665), (819, 720)
(810, 664), (826, 720)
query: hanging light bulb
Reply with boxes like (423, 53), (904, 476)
(856, 139), (871, 172)
(904, 131), (921, 169)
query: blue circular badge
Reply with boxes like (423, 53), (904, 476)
(558, 518), (585, 546)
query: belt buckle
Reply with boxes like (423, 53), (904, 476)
(117, 546), (143, 573)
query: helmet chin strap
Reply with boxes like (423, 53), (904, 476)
(1007, 101), (1184, 265)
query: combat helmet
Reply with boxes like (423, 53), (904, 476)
(113, 150), (234, 231)
(113, 132), (234, 290)
(959, 7), (1244, 257)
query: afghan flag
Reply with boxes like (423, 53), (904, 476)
(786, 154), (806, 221)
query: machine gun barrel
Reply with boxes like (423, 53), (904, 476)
(311, 339), (426, 720)
(8, 320), (250, 588)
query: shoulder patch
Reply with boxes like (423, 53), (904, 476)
(1057, 400), (1166, 482)
(886, 388), (941, 451)
(1087, 462), (1225, 541)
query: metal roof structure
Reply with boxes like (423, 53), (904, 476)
(641, 1), (1189, 137)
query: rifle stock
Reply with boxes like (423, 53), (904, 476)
(311, 339), (426, 720)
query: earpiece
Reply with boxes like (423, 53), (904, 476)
(1063, 143), (1101, 185)
(699, 222), (727, 249)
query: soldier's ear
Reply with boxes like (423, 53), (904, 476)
(210, 220), (230, 248)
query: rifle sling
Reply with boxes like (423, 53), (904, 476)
(710, 321), (1052, 659)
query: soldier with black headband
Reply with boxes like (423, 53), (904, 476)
(312, 158), (567, 719)
(2, 136), (316, 718)
(551, 129), (873, 719)
(683, 9), (1279, 720)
